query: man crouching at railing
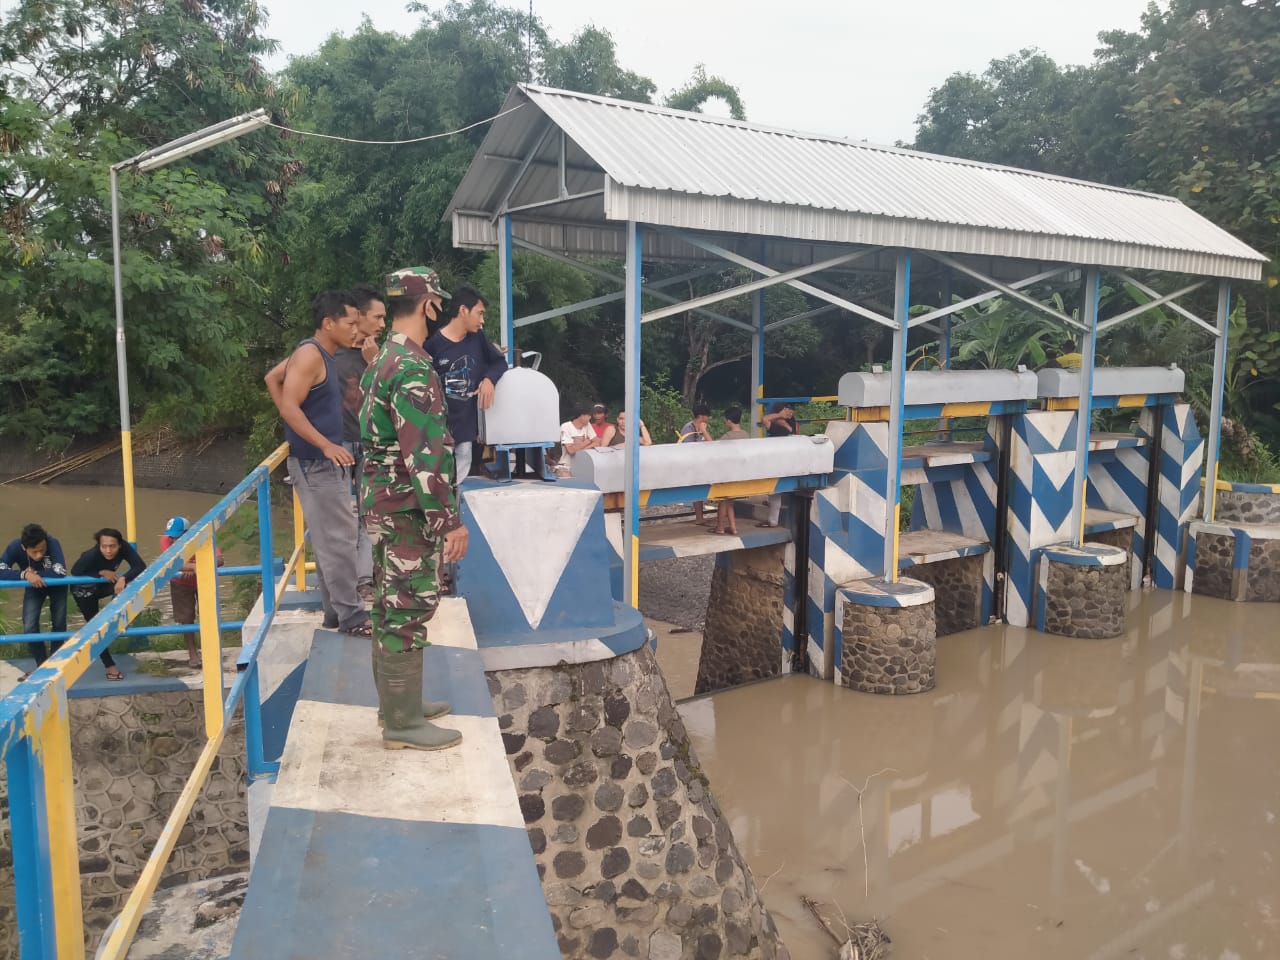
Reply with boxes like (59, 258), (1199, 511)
(358, 266), (469, 751)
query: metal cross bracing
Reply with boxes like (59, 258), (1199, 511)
(504, 220), (1235, 593)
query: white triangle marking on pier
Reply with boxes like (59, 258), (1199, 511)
(468, 487), (597, 629)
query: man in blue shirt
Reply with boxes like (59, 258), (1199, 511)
(424, 286), (507, 483)
(0, 523), (70, 677)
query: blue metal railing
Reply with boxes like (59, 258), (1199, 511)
(0, 563), (283, 647)
(0, 442), (307, 959)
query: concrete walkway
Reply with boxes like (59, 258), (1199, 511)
(229, 598), (559, 960)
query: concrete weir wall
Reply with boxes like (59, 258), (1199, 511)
(696, 545), (786, 695)
(489, 644), (788, 960)
(0, 688), (246, 955)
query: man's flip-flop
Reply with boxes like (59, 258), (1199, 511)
(342, 622), (373, 638)
(755, 521), (778, 527)
(106, 670), (125, 681)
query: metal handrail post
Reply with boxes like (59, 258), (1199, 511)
(258, 475), (276, 618)
(293, 485), (307, 593)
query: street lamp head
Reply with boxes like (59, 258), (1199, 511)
(120, 108), (271, 173)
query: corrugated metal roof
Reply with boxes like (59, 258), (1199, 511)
(445, 85), (1266, 280)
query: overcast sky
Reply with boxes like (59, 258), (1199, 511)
(261, 0), (1156, 145)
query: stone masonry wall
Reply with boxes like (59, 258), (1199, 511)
(1215, 489), (1280, 525)
(696, 546), (786, 695)
(1085, 528), (1134, 588)
(1244, 539), (1280, 602)
(0, 690), (248, 955)
(1042, 560), (1126, 638)
(1192, 532), (1237, 600)
(1194, 531), (1280, 602)
(902, 555), (982, 637)
(489, 644), (788, 960)
(839, 603), (937, 695)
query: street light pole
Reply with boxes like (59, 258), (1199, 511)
(109, 109), (270, 543)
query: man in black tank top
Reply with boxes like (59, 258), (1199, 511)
(267, 290), (372, 636)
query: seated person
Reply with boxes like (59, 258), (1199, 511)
(1, 523), (69, 681)
(557, 402), (601, 478)
(70, 527), (146, 680)
(589, 403), (616, 444)
(608, 410), (652, 447)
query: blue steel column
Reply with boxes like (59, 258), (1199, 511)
(623, 222), (643, 606)
(884, 250), (911, 579)
(939, 274), (952, 439)
(1203, 281), (1231, 521)
(499, 214), (514, 364)
(257, 476), (275, 618)
(6, 737), (56, 959)
(1070, 267), (1102, 546)
(751, 289), (765, 435)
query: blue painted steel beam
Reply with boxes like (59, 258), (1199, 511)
(1070, 267), (1102, 546)
(500, 214), (514, 363)
(634, 474), (831, 508)
(1204, 282), (1231, 521)
(623, 221), (643, 606)
(885, 251), (912, 578)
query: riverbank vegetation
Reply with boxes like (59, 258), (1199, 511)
(1, 0), (1277, 477)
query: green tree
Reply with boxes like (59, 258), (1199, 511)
(0, 0), (297, 449)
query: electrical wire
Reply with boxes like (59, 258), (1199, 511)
(262, 103), (525, 146)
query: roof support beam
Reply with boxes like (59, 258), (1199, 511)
(1114, 273), (1218, 337)
(669, 231), (894, 328)
(514, 264), (723, 327)
(931, 253), (1086, 332)
(1097, 280), (1208, 334)
(512, 239), (751, 330)
(907, 267), (1072, 329)
(493, 122), (555, 221)
(765, 303), (841, 333)
(502, 188), (604, 217)
(641, 248), (875, 325)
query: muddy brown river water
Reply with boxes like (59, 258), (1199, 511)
(5, 486), (1278, 957)
(680, 591), (1280, 960)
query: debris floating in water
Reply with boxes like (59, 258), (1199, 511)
(802, 895), (892, 960)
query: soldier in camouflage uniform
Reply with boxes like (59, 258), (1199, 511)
(359, 266), (470, 751)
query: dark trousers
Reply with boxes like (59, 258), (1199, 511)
(23, 585), (68, 666)
(71, 583), (119, 670)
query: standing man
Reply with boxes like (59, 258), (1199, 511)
(0, 523), (69, 680)
(425, 286), (507, 483)
(267, 284), (386, 601)
(759, 402), (798, 527)
(361, 266), (468, 751)
(267, 290), (371, 637)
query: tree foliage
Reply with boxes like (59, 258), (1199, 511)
(914, 0), (1280, 444)
(0, 0), (298, 449)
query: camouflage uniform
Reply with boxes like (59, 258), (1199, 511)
(360, 310), (459, 654)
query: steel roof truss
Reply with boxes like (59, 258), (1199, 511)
(931, 253), (1086, 332)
